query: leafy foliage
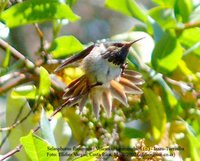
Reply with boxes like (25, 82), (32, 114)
(20, 132), (59, 161)
(49, 36), (84, 58)
(1, 0), (200, 160)
(1, 0), (80, 28)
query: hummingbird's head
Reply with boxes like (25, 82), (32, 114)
(103, 37), (144, 66)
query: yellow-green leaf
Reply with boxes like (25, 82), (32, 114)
(11, 85), (37, 99)
(144, 88), (166, 142)
(39, 67), (51, 96)
(20, 132), (59, 161)
(49, 36), (84, 58)
(1, 0), (80, 28)
(105, 0), (147, 22)
(152, 32), (183, 74)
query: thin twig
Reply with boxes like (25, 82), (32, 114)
(0, 102), (27, 148)
(0, 38), (35, 68)
(0, 74), (27, 94)
(0, 104), (34, 132)
(34, 24), (45, 52)
(176, 20), (200, 31)
(0, 104), (65, 160)
(0, 145), (23, 161)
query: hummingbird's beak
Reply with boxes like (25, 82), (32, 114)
(124, 37), (145, 48)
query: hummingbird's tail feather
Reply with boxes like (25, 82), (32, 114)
(123, 70), (142, 78)
(119, 78), (143, 94)
(62, 74), (89, 108)
(102, 90), (112, 117)
(62, 75), (87, 99)
(122, 71), (145, 85)
(110, 80), (128, 106)
(61, 70), (144, 118)
(120, 70), (144, 94)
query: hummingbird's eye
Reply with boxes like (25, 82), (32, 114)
(112, 42), (124, 47)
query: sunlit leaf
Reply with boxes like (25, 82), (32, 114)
(188, 133), (200, 161)
(1, 0), (80, 28)
(40, 108), (56, 147)
(184, 121), (200, 161)
(179, 27), (200, 56)
(63, 108), (88, 143)
(152, 32), (183, 74)
(105, 0), (147, 22)
(20, 132), (59, 161)
(53, 116), (72, 147)
(176, 60), (198, 81)
(157, 76), (181, 120)
(39, 67), (51, 96)
(174, 0), (193, 22)
(144, 88), (166, 141)
(152, 0), (176, 8)
(2, 48), (10, 67)
(190, 5), (200, 22)
(49, 36), (84, 58)
(148, 6), (176, 29)
(105, 0), (164, 41)
(11, 85), (37, 99)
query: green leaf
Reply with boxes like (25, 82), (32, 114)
(105, 0), (147, 22)
(153, 74), (181, 120)
(53, 116), (72, 147)
(6, 96), (35, 160)
(123, 127), (146, 138)
(73, 148), (106, 161)
(151, 32), (183, 74)
(11, 85), (37, 99)
(152, 0), (176, 8)
(40, 108), (56, 147)
(190, 5), (200, 22)
(66, 0), (77, 7)
(20, 132), (59, 161)
(1, 0), (80, 28)
(105, 0), (164, 41)
(188, 133), (200, 161)
(39, 67), (51, 96)
(49, 36), (84, 58)
(174, 0), (193, 22)
(144, 88), (166, 142)
(146, 16), (164, 42)
(148, 6), (176, 29)
(63, 108), (88, 143)
(2, 47), (11, 68)
(179, 28), (200, 56)
(184, 122), (200, 161)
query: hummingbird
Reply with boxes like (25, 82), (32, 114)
(55, 38), (144, 118)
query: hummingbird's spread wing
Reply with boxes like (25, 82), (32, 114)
(54, 44), (95, 72)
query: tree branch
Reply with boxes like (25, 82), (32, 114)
(0, 104), (65, 160)
(0, 74), (27, 94)
(0, 145), (23, 161)
(0, 38), (35, 69)
(176, 20), (200, 31)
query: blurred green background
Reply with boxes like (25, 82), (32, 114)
(1, 0), (200, 161)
